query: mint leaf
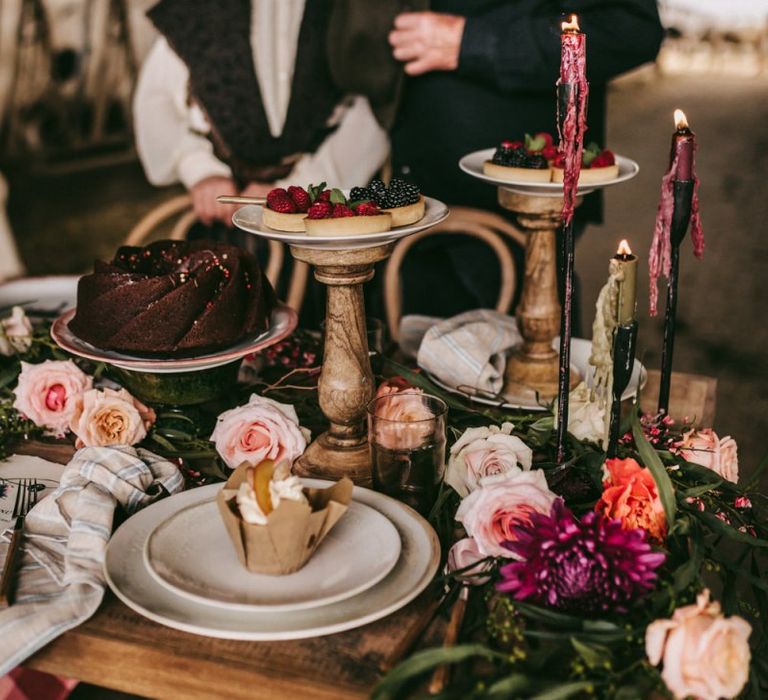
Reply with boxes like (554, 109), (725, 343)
(525, 133), (546, 152)
(329, 188), (347, 205)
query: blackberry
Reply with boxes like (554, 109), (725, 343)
(368, 179), (387, 195)
(350, 186), (370, 201)
(526, 153), (549, 170)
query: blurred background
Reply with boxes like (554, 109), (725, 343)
(0, 0), (766, 474)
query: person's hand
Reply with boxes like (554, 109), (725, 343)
(190, 176), (238, 227)
(389, 12), (466, 76)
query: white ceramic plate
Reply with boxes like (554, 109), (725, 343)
(144, 496), (401, 612)
(104, 480), (440, 640)
(232, 196), (449, 251)
(50, 303), (298, 374)
(458, 150), (639, 196)
(424, 337), (646, 412)
(0, 275), (79, 316)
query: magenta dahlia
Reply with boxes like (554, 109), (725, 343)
(496, 499), (665, 614)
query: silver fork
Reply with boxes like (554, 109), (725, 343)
(0, 479), (39, 608)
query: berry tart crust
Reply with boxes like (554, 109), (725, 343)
(304, 213), (392, 236)
(263, 209), (307, 232)
(382, 195), (426, 227)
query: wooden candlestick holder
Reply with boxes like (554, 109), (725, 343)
(290, 243), (394, 486)
(497, 189), (582, 403)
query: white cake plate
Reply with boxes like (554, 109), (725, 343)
(0, 275), (79, 316)
(232, 196), (449, 251)
(458, 150), (639, 196)
(51, 303), (297, 374)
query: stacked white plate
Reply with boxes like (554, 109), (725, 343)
(104, 479), (441, 640)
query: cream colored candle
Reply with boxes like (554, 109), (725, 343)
(613, 239), (637, 325)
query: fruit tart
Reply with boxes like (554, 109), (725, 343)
(550, 142), (619, 184)
(350, 178), (425, 227)
(303, 188), (391, 236)
(263, 185), (317, 231)
(483, 133), (556, 182)
(217, 459), (353, 575)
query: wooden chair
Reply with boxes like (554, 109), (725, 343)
(123, 194), (309, 311)
(383, 206), (526, 341)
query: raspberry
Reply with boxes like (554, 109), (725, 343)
(317, 189), (332, 202)
(541, 144), (558, 161)
(535, 132), (554, 148)
(501, 140), (524, 150)
(332, 204), (354, 218)
(354, 201), (381, 216)
(269, 196), (297, 214)
(266, 188), (289, 210)
(591, 150), (615, 168)
(287, 186), (310, 212)
(307, 201), (333, 219)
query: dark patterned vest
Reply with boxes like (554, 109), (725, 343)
(148, 0), (342, 184)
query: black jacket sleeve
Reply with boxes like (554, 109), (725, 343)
(458, 0), (664, 92)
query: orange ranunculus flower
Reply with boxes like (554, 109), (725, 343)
(596, 457), (667, 542)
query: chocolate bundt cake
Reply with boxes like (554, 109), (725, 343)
(70, 240), (276, 356)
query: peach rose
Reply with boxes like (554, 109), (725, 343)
(674, 428), (739, 484)
(0, 306), (33, 355)
(211, 394), (309, 469)
(596, 457), (667, 542)
(445, 423), (532, 497)
(646, 589), (751, 700)
(447, 537), (492, 584)
(13, 360), (93, 436)
(456, 470), (557, 558)
(370, 388), (436, 450)
(70, 387), (156, 448)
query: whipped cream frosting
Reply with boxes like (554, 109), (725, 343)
(236, 473), (307, 525)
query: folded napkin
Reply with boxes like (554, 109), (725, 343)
(416, 309), (522, 395)
(0, 446), (184, 676)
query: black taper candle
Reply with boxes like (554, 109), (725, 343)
(607, 321), (639, 458)
(658, 180), (694, 414)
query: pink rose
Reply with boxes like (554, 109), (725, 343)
(445, 423), (532, 497)
(211, 394), (309, 469)
(455, 470), (557, 558)
(13, 360), (93, 436)
(646, 589), (751, 700)
(0, 306), (33, 355)
(447, 537), (492, 584)
(673, 428), (739, 483)
(70, 387), (156, 447)
(370, 388), (436, 450)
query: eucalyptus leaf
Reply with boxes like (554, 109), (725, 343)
(570, 638), (612, 667)
(632, 413), (676, 524)
(530, 681), (595, 700)
(486, 673), (533, 697)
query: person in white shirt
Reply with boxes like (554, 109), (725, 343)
(133, 0), (389, 229)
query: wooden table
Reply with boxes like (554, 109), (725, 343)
(17, 371), (716, 698)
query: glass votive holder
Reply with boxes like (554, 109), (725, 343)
(367, 392), (447, 516)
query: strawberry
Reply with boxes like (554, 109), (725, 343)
(269, 196), (297, 214)
(332, 204), (355, 218)
(266, 188), (289, 210)
(542, 145), (558, 161)
(354, 201), (381, 216)
(590, 149), (616, 168)
(307, 201), (333, 219)
(287, 186), (310, 212)
(535, 132), (554, 148)
(501, 140), (524, 150)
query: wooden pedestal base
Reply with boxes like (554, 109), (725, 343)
(290, 243), (394, 485)
(498, 189), (582, 401)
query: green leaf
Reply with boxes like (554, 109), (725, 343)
(371, 644), (506, 700)
(530, 681), (595, 700)
(571, 638), (612, 668)
(329, 188), (346, 205)
(691, 509), (768, 547)
(526, 133), (546, 152)
(487, 673), (533, 697)
(632, 413), (677, 525)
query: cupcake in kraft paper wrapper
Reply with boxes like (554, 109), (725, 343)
(217, 461), (353, 575)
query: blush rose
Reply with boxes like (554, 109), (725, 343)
(646, 589), (751, 700)
(370, 386), (436, 451)
(447, 537), (492, 584)
(211, 394), (309, 469)
(13, 360), (93, 437)
(70, 387), (156, 448)
(596, 457), (667, 542)
(445, 423), (532, 498)
(673, 428), (739, 484)
(456, 470), (557, 558)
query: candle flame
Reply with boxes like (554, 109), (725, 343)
(617, 239), (632, 256)
(561, 14), (580, 32)
(674, 109), (688, 130)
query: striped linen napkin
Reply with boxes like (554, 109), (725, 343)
(0, 446), (184, 676)
(416, 309), (522, 395)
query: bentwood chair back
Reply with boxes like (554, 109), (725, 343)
(383, 206), (526, 342)
(123, 194), (308, 311)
